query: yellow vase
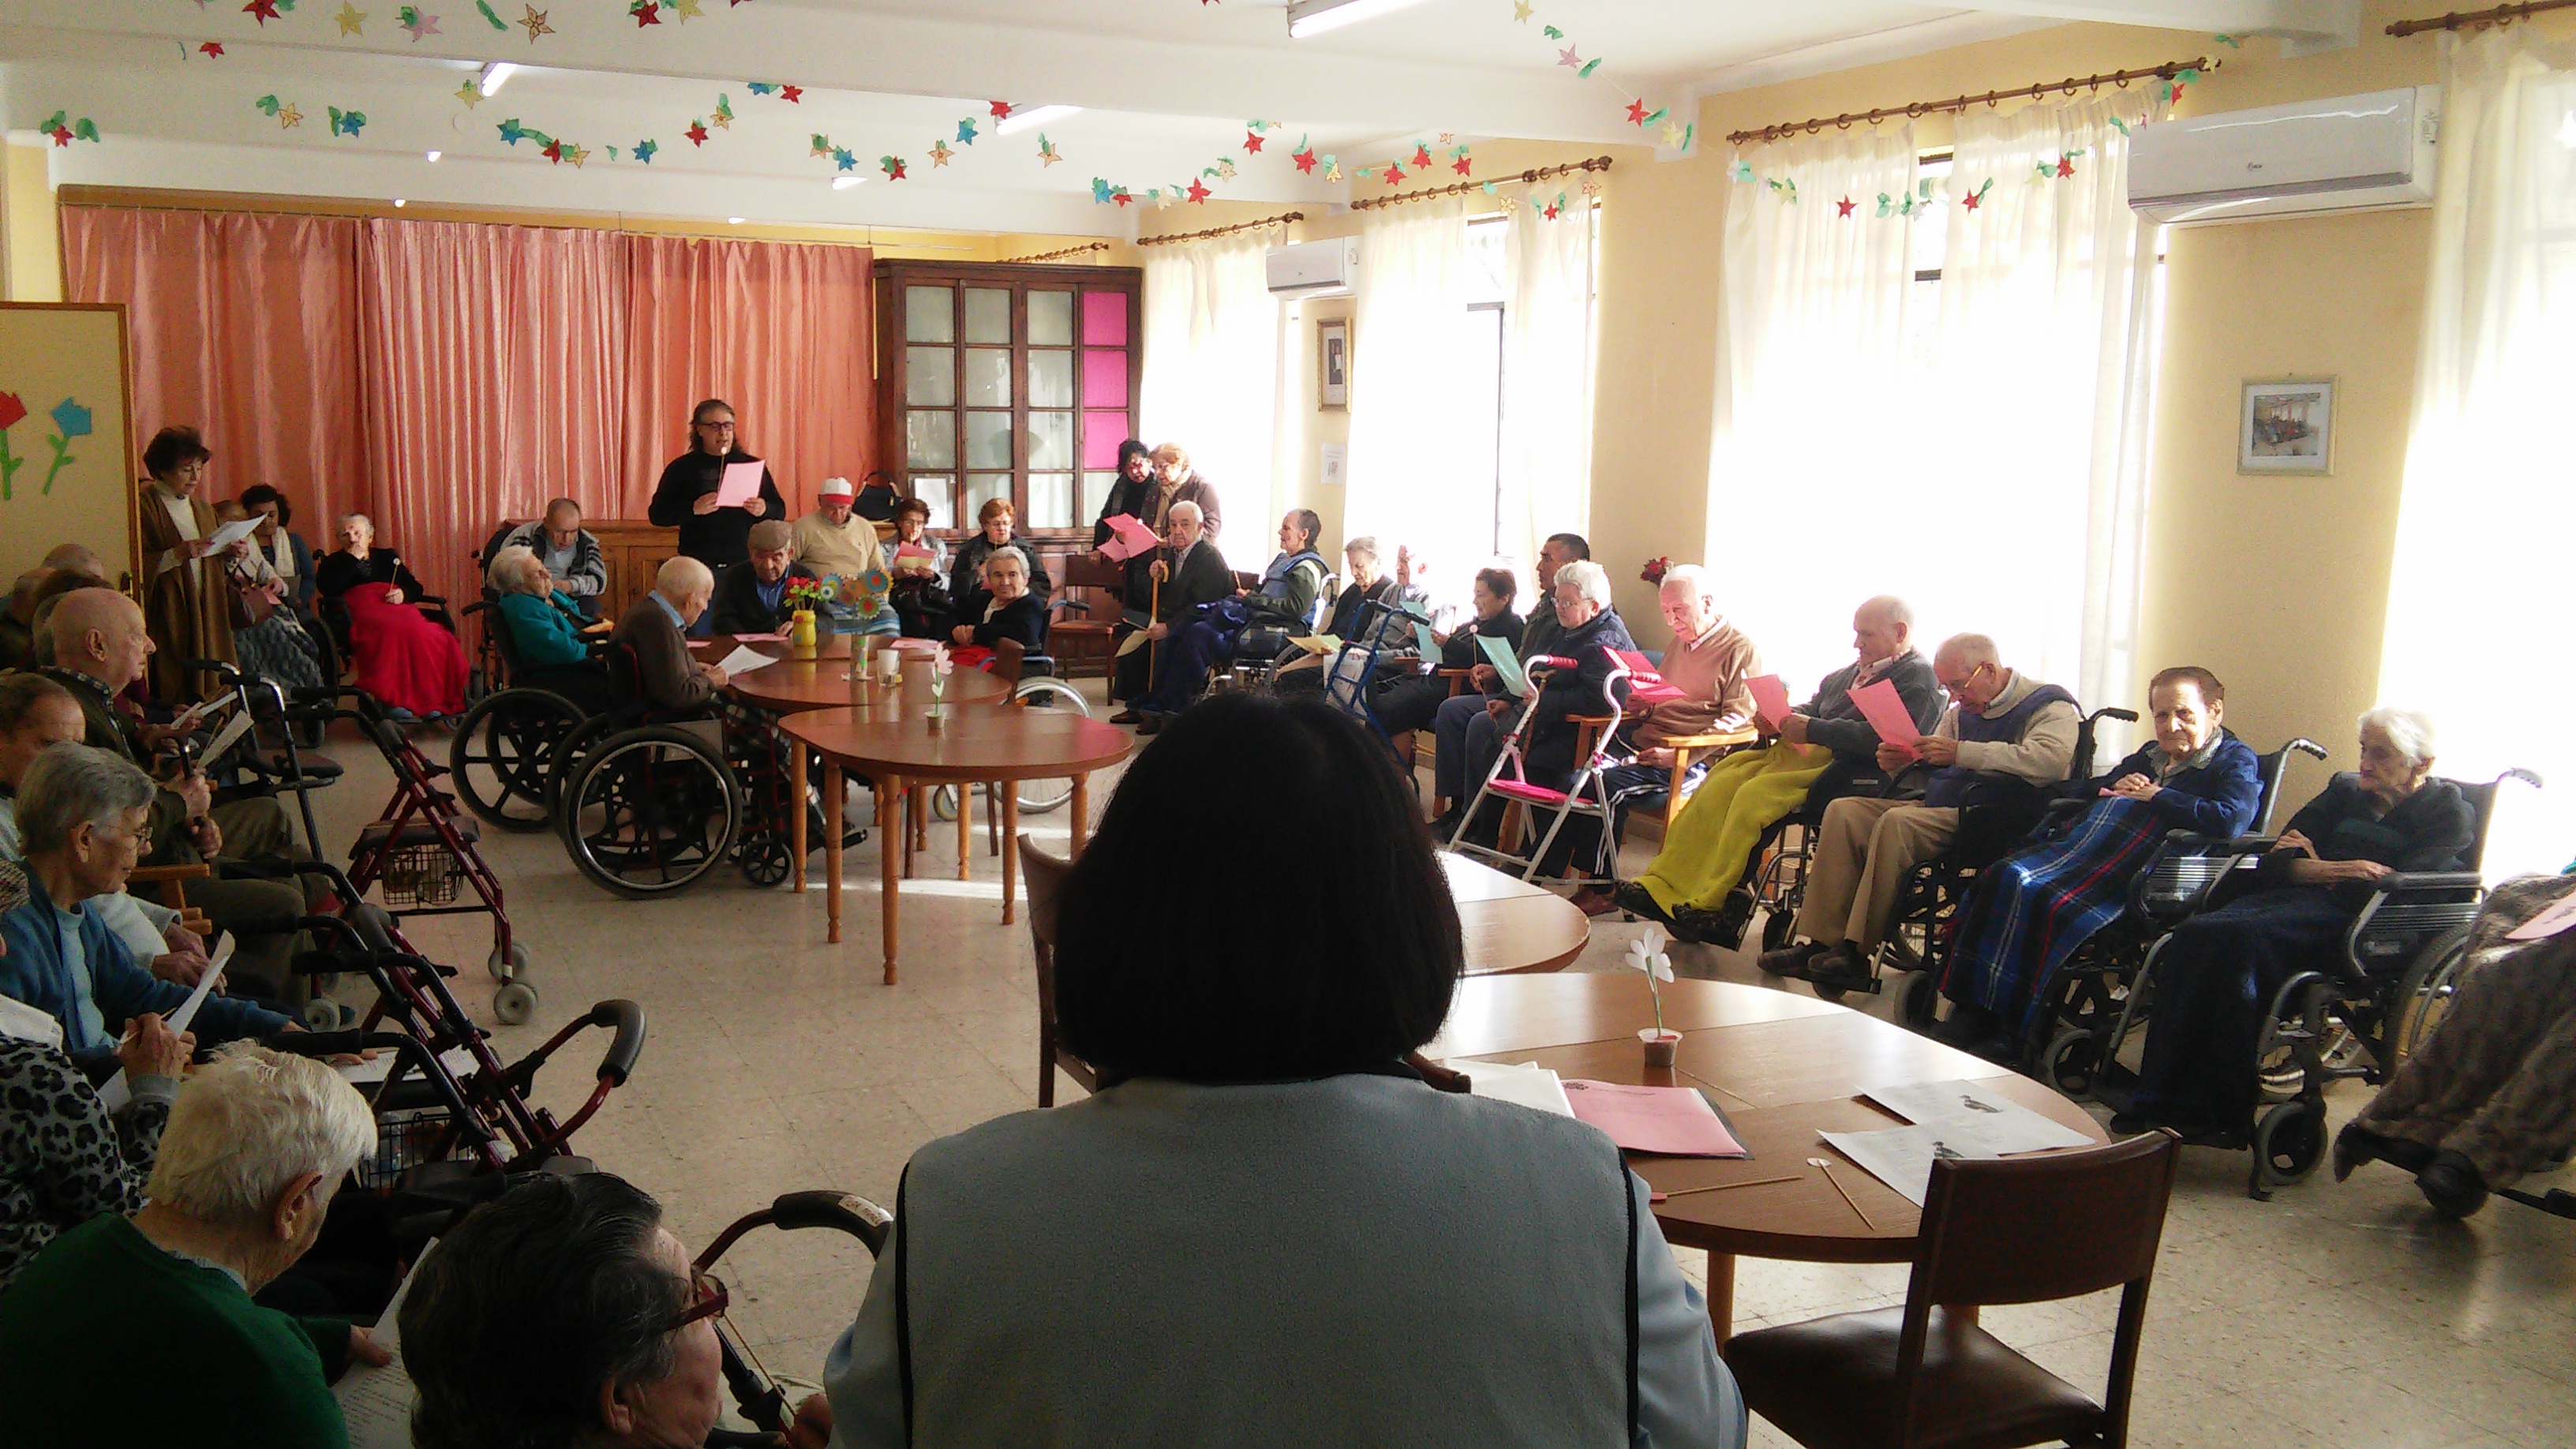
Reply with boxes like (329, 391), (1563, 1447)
(790, 608), (819, 653)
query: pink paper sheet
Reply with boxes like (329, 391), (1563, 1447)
(716, 460), (766, 507)
(1561, 1080), (1747, 1157)
(1747, 674), (1794, 731)
(1848, 677), (1923, 751)
(1099, 514), (1162, 563)
(2507, 891), (2576, 942)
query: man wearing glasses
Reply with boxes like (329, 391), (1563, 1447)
(648, 398), (788, 578)
(1758, 632), (2076, 994)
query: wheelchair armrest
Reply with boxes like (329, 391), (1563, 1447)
(2211, 834), (2281, 855)
(2367, 871), (2485, 896)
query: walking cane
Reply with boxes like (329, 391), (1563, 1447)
(1147, 562), (1163, 683)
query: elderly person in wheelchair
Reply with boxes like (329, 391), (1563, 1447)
(1758, 633), (2079, 995)
(487, 545), (615, 712)
(1929, 665), (2264, 1061)
(1121, 510), (1332, 724)
(2334, 871), (2576, 1219)
(613, 557), (730, 709)
(946, 546), (1048, 671)
(2111, 708), (2473, 1148)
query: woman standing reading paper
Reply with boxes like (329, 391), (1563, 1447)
(648, 398), (787, 573)
(135, 427), (244, 703)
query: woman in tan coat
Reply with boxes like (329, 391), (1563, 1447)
(134, 427), (241, 703)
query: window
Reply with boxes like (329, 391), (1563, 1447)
(875, 262), (1141, 536)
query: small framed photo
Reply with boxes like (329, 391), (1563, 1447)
(1317, 318), (1350, 410)
(2239, 378), (2335, 475)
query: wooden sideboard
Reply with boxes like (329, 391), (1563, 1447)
(580, 517), (899, 623)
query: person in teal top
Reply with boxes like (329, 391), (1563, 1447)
(0, 1043), (385, 1448)
(488, 545), (615, 710)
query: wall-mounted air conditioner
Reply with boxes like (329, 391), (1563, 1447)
(2128, 87), (2440, 227)
(1265, 238), (1360, 299)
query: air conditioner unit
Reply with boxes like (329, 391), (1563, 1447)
(1266, 238), (1360, 298)
(2128, 86), (2440, 226)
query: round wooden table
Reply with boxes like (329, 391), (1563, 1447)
(695, 631), (859, 663)
(777, 706), (1135, 983)
(728, 657), (1009, 893)
(1430, 973), (2107, 1345)
(1440, 852), (1591, 976)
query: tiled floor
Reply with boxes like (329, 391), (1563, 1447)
(300, 698), (2576, 1446)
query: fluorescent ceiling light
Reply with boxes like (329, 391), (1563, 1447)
(425, 150), (441, 162)
(1286, 0), (1433, 39)
(832, 175), (864, 190)
(392, 199), (406, 207)
(477, 62), (516, 96)
(994, 104), (1078, 136)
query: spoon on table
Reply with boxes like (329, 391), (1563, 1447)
(1809, 1156), (1878, 1231)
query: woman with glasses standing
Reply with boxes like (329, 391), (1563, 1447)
(647, 398), (788, 576)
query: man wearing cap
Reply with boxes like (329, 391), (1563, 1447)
(790, 477), (899, 636)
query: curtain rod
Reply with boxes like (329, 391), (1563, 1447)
(1348, 158), (1611, 212)
(1724, 56), (2214, 146)
(2389, 0), (2576, 34)
(997, 242), (1113, 263)
(1135, 211), (1305, 245)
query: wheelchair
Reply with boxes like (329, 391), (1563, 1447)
(448, 604), (615, 833)
(2014, 735), (2328, 1099)
(1765, 705), (2138, 1027)
(1219, 571), (1342, 695)
(926, 622), (1098, 833)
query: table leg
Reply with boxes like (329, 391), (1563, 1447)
(955, 783), (972, 881)
(790, 737), (807, 894)
(1069, 773), (1089, 855)
(902, 788), (919, 879)
(879, 772), (902, 985)
(1705, 1252), (1736, 1350)
(822, 762), (844, 945)
(1002, 787), (1020, 926)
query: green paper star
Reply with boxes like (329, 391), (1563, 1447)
(632, 137), (657, 163)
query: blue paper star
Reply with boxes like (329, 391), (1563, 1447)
(50, 398), (92, 439)
(632, 138), (657, 163)
(955, 118), (977, 145)
(1090, 176), (1111, 203)
(746, 81), (775, 94)
(833, 146), (857, 171)
(497, 117), (526, 144)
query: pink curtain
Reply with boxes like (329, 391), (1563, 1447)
(624, 235), (877, 522)
(357, 219), (629, 604)
(62, 208), (368, 542)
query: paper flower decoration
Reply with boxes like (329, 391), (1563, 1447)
(1382, 163), (1404, 185)
(674, 0), (703, 18)
(1090, 177), (1111, 203)
(710, 95), (734, 129)
(1731, 157), (1755, 183)
(928, 140), (953, 167)
(780, 84), (801, 103)
(810, 133), (831, 156)
(1626, 99), (1649, 125)
(42, 397), (92, 496)
(200, 41), (227, 57)
(277, 102), (304, 129)
(1212, 158), (1234, 179)
(844, 567), (889, 616)
(497, 118), (526, 144)
(1185, 178), (1210, 203)
(684, 120), (709, 146)
(0, 392), (24, 501)
(0, 394), (24, 430)
(1243, 131), (1264, 153)
(987, 99), (1012, 119)
(1292, 147), (1316, 174)
(519, 4), (549, 40)
(397, 5), (438, 38)
(1452, 152), (1473, 176)
(629, 0), (658, 24)
(1410, 143), (1431, 168)
(1626, 924), (1676, 1035)
(833, 147), (857, 171)
(747, 81), (775, 95)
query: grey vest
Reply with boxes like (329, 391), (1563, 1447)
(891, 1073), (1639, 1447)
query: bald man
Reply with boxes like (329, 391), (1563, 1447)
(40, 587), (324, 1003)
(612, 556), (726, 710)
(1760, 632), (2077, 994)
(1616, 596), (1944, 944)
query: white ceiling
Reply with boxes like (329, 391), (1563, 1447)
(0, 0), (2358, 235)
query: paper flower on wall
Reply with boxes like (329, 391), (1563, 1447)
(42, 398), (92, 496)
(0, 393), (25, 502)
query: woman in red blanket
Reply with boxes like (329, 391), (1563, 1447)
(315, 513), (469, 721)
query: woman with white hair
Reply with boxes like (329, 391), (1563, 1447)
(2114, 708), (2475, 1147)
(946, 545), (1046, 670)
(0, 1042), (388, 1444)
(487, 545), (613, 711)
(318, 512), (470, 721)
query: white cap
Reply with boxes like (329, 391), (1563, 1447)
(820, 477), (855, 498)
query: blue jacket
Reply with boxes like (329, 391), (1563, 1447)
(494, 590), (593, 670)
(2072, 732), (2265, 839)
(0, 872), (287, 1058)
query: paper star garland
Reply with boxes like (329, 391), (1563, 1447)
(474, 0), (504, 28)
(710, 95), (734, 128)
(808, 133), (830, 156)
(245, 0), (281, 21)
(674, 0), (702, 15)
(1410, 142), (1432, 168)
(397, 5), (438, 38)
(1111, 187), (1133, 207)
(200, 41), (227, 57)
(455, 79), (483, 107)
(1543, 25), (1562, 39)
(519, 5), (549, 41)
(335, 2), (365, 35)
(1291, 136), (1316, 173)
(881, 155), (907, 179)
(1037, 136), (1061, 167)
(1837, 197), (1855, 217)
(1091, 177), (1112, 203)
(1452, 152), (1473, 176)
(496, 117), (523, 144)
(1382, 162), (1404, 184)
(1556, 45), (1580, 68)
(42, 116), (72, 147)
(1513, 1), (1531, 17)
(955, 118), (978, 144)
(1244, 130), (1264, 153)
(1185, 178), (1209, 203)
(747, 83), (775, 95)
(1321, 157), (1342, 182)
(328, 107), (367, 137)
(630, 0), (658, 24)
(929, 140), (953, 167)
(833, 147), (856, 170)
(1766, 176), (1797, 203)
(1212, 157), (1235, 179)
(685, 120), (709, 145)
(987, 100), (1013, 119)
(1626, 98), (1648, 125)
(541, 138), (563, 162)
(1730, 157), (1754, 183)
(1660, 120), (1691, 151)
(1960, 177), (1994, 211)
(40, 398), (91, 495)
(780, 84), (801, 103)
(566, 143), (589, 167)
(632, 137), (658, 163)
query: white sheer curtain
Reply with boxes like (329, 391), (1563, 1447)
(1138, 231), (1282, 567)
(2376, 31), (2576, 878)
(1345, 197), (1473, 562)
(1499, 193), (1597, 572)
(1928, 94), (2165, 711)
(1709, 127), (1919, 691)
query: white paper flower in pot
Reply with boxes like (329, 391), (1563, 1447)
(1626, 923), (1676, 1040)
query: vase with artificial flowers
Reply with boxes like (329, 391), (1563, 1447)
(1627, 923), (1681, 1066)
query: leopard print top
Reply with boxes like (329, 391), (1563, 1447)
(0, 1036), (169, 1290)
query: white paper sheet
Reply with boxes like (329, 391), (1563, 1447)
(1818, 1125), (1952, 1206)
(1862, 1079), (2093, 1153)
(95, 945), (234, 1112)
(337, 1043), (483, 1086)
(1455, 1060), (1576, 1118)
(335, 1239), (436, 1449)
(205, 516), (264, 551)
(712, 645), (773, 676)
(200, 706), (257, 766)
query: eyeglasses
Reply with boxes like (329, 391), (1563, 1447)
(694, 419), (736, 432)
(669, 1269), (728, 1331)
(1938, 662), (1989, 694)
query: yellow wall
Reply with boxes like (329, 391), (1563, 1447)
(2, 141), (64, 301)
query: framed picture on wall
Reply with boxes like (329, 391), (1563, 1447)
(2239, 377), (2335, 475)
(1317, 319), (1350, 410)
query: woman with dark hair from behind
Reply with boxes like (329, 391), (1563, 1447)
(402, 1171), (830, 1449)
(821, 694), (1742, 1448)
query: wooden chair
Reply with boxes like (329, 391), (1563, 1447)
(127, 863), (216, 939)
(1018, 833), (1097, 1107)
(1045, 551), (1124, 680)
(1723, 1131), (2181, 1449)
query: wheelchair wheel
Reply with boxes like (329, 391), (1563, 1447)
(738, 829), (793, 888)
(929, 784), (962, 822)
(1756, 909), (1797, 965)
(544, 713), (631, 819)
(2253, 1099), (2327, 1187)
(2040, 1027), (2105, 1101)
(1008, 677), (1092, 813)
(451, 689), (587, 833)
(560, 725), (742, 898)
(2392, 925), (2473, 1066)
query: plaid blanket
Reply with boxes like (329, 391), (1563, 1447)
(1941, 796), (2169, 1031)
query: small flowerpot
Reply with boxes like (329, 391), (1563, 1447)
(925, 706), (945, 732)
(1638, 1028), (1681, 1068)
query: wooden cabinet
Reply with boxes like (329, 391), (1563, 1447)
(587, 519), (681, 623)
(872, 260), (1142, 546)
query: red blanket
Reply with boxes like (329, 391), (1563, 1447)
(343, 584), (468, 716)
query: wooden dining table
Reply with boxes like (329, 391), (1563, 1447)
(777, 706), (1134, 983)
(1440, 852), (1593, 976)
(1430, 973), (2108, 1346)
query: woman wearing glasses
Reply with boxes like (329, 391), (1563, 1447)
(647, 398), (788, 575)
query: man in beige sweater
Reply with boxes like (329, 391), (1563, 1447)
(790, 477), (897, 635)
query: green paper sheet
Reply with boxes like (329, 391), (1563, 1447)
(1477, 635), (1529, 698)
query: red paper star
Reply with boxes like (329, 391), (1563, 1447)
(2056, 155), (2075, 178)
(686, 121), (710, 146)
(1837, 197), (1855, 217)
(1243, 131), (1264, 153)
(886, 157), (908, 179)
(1112, 190), (1134, 207)
(1410, 144), (1431, 168)
(1185, 178), (1210, 204)
(48, 125), (73, 147)
(1292, 148), (1316, 174)
(987, 100), (1013, 119)
(543, 140), (564, 162)
(630, 0), (658, 24)
(1383, 163), (1405, 184)
(1543, 201), (1560, 219)
(200, 41), (227, 58)
(1962, 189), (1982, 211)
(243, 0), (280, 21)
(1626, 98), (1648, 125)
(780, 85), (802, 103)
(1452, 156), (1472, 175)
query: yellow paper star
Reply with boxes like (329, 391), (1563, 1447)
(1039, 137), (1061, 167)
(277, 102), (303, 129)
(335, 2), (365, 35)
(674, 0), (702, 16)
(1659, 120), (1686, 148)
(455, 79), (483, 108)
(708, 109), (730, 129)
(1512, 1), (1533, 20)
(567, 143), (590, 167)
(1214, 158), (1235, 179)
(519, 4), (549, 41)
(929, 140), (953, 167)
